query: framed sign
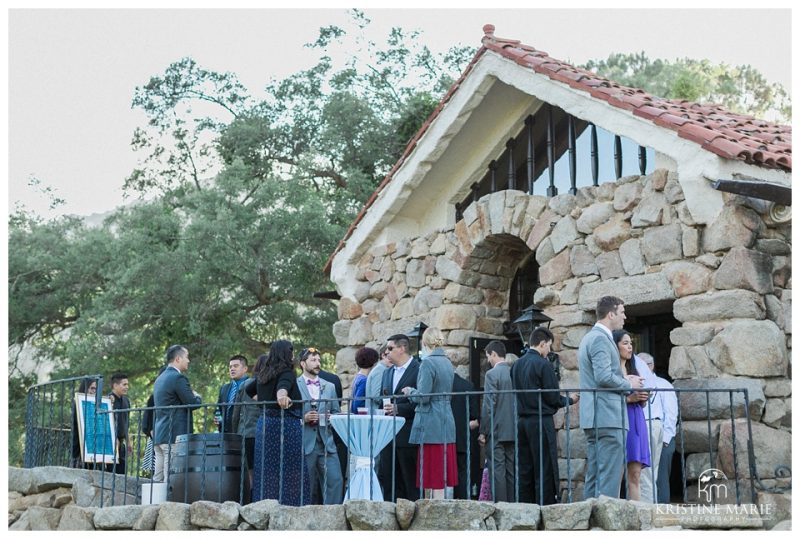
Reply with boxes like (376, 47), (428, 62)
(75, 393), (117, 464)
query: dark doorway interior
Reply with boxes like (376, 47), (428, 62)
(623, 309), (680, 382)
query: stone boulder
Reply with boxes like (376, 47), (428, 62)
(618, 238), (646, 276)
(550, 216), (579, 254)
(714, 246), (774, 294)
(57, 504), (96, 530)
(668, 346), (721, 379)
(663, 261), (712, 297)
(592, 214), (631, 251)
(669, 324), (716, 346)
(590, 495), (641, 530)
(344, 500), (398, 530)
(133, 505), (160, 531)
(539, 248), (573, 286)
(673, 290), (765, 322)
(632, 192), (668, 227)
(717, 420), (791, 479)
(757, 491), (792, 530)
(595, 251), (625, 280)
(642, 224), (683, 264)
(155, 502), (193, 531)
(94, 504), (146, 530)
(409, 499), (495, 530)
(673, 378), (765, 420)
(570, 244), (598, 277)
(703, 204), (761, 252)
(578, 273), (674, 311)
(269, 504), (348, 530)
(395, 498), (415, 530)
(10, 506), (62, 531)
(706, 320), (788, 377)
(190, 500), (240, 530)
(613, 182), (643, 212)
(577, 202), (614, 234)
(493, 501), (541, 530)
(541, 499), (593, 530)
(239, 499), (279, 529)
(9, 466), (36, 495)
(676, 420), (725, 453)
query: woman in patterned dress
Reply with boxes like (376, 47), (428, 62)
(245, 340), (310, 505)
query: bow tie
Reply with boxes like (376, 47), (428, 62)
(306, 379), (320, 387)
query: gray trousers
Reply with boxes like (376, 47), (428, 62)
(306, 437), (343, 505)
(657, 438), (676, 503)
(488, 440), (516, 502)
(639, 419), (663, 503)
(583, 428), (625, 499)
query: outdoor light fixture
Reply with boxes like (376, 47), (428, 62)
(511, 304), (552, 342)
(405, 321), (429, 360)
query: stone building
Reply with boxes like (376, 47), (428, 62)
(325, 26), (791, 501)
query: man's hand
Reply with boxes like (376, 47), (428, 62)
(626, 375), (644, 389)
(304, 410), (319, 424)
(469, 419), (479, 430)
(383, 403), (395, 416)
(477, 433), (486, 447)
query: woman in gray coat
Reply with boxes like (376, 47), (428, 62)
(401, 327), (457, 499)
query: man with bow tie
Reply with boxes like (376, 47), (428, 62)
(297, 347), (343, 504)
(378, 333), (420, 502)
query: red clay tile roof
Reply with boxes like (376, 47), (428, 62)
(324, 25), (791, 274)
(481, 25), (791, 172)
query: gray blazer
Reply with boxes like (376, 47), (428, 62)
(578, 325), (631, 430)
(480, 362), (516, 442)
(153, 366), (202, 445)
(365, 362), (390, 411)
(407, 349), (456, 445)
(297, 376), (339, 455)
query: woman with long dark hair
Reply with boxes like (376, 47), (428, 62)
(245, 340), (310, 506)
(613, 329), (651, 501)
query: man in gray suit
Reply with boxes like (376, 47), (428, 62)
(578, 296), (643, 499)
(297, 349), (343, 504)
(153, 345), (203, 482)
(478, 340), (516, 502)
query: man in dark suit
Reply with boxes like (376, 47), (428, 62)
(451, 372), (479, 499)
(379, 333), (420, 502)
(153, 344), (203, 482)
(215, 355), (250, 433)
(511, 327), (579, 505)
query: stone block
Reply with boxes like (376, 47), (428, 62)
(631, 192), (667, 227)
(763, 378), (791, 397)
(94, 505), (146, 530)
(570, 244), (598, 277)
(667, 345), (721, 379)
(540, 248), (573, 286)
(434, 304), (478, 330)
(669, 324), (716, 346)
(548, 193), (578, 216)
(592, 214), (631, 251)
(344, 500), (399, 530)
(596, 251), (625, 280)
(409, 499), (495, 530)
(337, 297), (363, 320)
(493, 502), (541, 530)
(590, 495), (641, 530)
(534, 286), (559, 306)
(713, 246), (774, 294)
(412, 287), (443, 314)
(526, 209), (559, 252)
(703, 205), (761, 253)
(642, 224), (682, 265)
(673, 290), (765, 322)
(541, 500), (593, 530)
(156, 502), (193, 530)
(576, 202), (614, 234)
(706, 319), (788, 377)
(613, 182), (643, 212)
(557, 428), (587, 459)
(58, 505), (96, 530)
(676, 420), (725, 453)
(717, 420), (791, 479)
(682, 226), (700, 257)
(618, 238), (646, 275)
(269, 505), (348, 530)
(239, 499), (280, 529)
(663, 261), (712, 297)
(535, 237), (556, 266)
(551, 216), (579, 254)
(673, 378), (764, 421)
(578, 273), (674, 311)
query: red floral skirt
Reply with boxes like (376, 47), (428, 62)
(415, 443), (458, 489)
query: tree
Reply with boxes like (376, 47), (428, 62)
(582, 52), (791, 123)
(8, 11), (474, 412)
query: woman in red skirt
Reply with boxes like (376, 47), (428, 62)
(401, 327), (457, 499)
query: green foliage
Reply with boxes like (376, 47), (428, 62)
(582, 52), (791, 123)
(9, 11), (472, 409)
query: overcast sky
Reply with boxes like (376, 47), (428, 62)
(7, 7), (793, 219)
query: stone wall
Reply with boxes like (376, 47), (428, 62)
(8, 466), (789, 530)
(333, 169), (791, 494)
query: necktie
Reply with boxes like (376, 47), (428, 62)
(227, 381), (239, 403)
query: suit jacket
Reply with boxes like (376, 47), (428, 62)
(153, 366), (203, 444)
(451, 373), (479, 453)
(318, 370), (343, 411)
(578, 325), (631, 430)
(480, 362), (516, 442)
(366, 362), (390, 411)
(216, 377), (249, 433)
(381, 357), (420, 448)
(407, 349), (456, 445)
(297, 376), (339, 455)
(231, 378), (260, 438)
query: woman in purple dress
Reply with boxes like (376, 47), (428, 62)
(613, 330), (650, 501)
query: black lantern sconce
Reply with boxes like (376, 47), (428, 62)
(405, 321), (429, 360)
(512, 304), (561, 380)
(511, 304), (553, 343)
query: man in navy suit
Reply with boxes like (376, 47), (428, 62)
(215, 355), (249, 433)
(153, 345), (203, 482)
(379, 333), (420, 502)
(578, 296), (643, 499)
